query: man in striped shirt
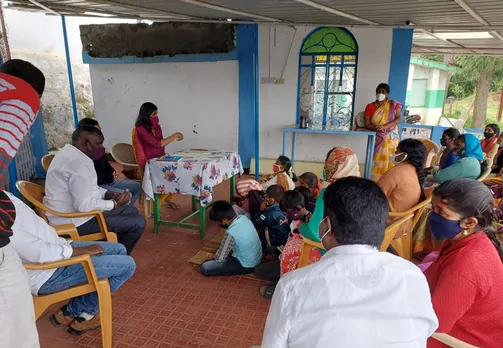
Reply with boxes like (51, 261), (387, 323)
(0, 59), (45, 348)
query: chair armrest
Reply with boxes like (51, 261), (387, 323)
(23, 254), (99, 287)
(55, 224), (80, 241)
(49, 210), (109, 234)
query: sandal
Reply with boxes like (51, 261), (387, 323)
(165, 201), (180, 210)
(259, 284), (276, 299)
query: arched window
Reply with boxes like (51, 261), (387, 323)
(297, 27), (358, 130)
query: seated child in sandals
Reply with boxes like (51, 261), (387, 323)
(236, 155), (297, 214)
(253, 185), (290, 251)
(201, 201), (262, 277)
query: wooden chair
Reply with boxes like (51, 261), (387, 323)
(298, 213), (415, 269)
(41, 154), (55, 171)
(16, 181), (117, 243)
(419, 138), (440, 168)
(110, 143), (151, 218)
(431, 333), (479, 348)
(477, 158), (493, 182)
(387, 197), (432, 261)
(24, 224), (112, 347)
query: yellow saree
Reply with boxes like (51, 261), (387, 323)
(369, 100), (401, 181)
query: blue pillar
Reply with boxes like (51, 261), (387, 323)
(62, 16), (79, 127)
(236, 24), (259, 175)
(388, 28), (414, 119)
(31, 109), (49, 178)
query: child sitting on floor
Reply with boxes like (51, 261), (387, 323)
(298, 172), (322, 199)
(294, 186), (316, 214)
(253, 185), (290, 250)
(201, 201), (262, 277)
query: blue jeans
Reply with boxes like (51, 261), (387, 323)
(38, 241), (136, 317)
(200, 257), (255, 277)
(100, 180), (142, 205)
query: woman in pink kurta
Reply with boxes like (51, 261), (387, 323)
(132, 102), (183, 209)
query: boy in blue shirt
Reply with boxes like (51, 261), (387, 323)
(253, 185), (290, 250)
(200, 201), (262, 277)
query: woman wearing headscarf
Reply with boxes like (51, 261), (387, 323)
(281, 147), (360, 275)
(433, 133), (483, 183)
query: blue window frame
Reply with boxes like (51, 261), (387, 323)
(296, 27), (359, 130)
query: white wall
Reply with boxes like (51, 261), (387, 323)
(89, 62), (239, 151)
(258, 25), (393, 162)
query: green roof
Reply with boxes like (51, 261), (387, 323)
(410, 57), (457, 72)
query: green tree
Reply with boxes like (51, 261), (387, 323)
(454, 56), (503, 128)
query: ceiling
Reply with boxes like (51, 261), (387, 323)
(7, 0), (503, 55)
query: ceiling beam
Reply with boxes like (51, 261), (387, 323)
(418, 29), (476, 54)
(89, 0), (194, 19)
(27, 0), (58, 15)
(452, 0), (503, 42)
(293, 0), (379, 25)
(172, 0), (281, 22)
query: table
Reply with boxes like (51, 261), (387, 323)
(282, 127), (376, 179)
(142, 150), (243, 239)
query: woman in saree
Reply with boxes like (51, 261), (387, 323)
(363, 83), (402, 181)
(132, 102), (183, 209)
(280, 147), (360, 276)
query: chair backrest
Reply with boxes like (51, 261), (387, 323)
(419, 138), (440, 167)
(380, 213), (414, 252)
(478, 158), (493, 181)
(110, 143), (139, 170)
(41, 154), (55, 172)
(389, 196), (432, 233)
(431, 333), (479, 348)
(16, 180), (49, 222)
(485, 142), (500, 161)
(299, 237), (325, 269)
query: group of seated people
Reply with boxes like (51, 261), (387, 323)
(199, 134), (503, 347)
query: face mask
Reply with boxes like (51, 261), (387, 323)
(286, 211), (302, 221)
(391, 152), (407, 165)
(150, 116), (160, 126)
(376, 93), (386, 102)
(484, 132), (494, 139)
(440, 138), (448, 147)
(454, 148), (465, 156)
(429, 211), (464, 240)
(319, 217), (331, 241)
(88, 146), (105, 161)
(273, 164), (283, 173)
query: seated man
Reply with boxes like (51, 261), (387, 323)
(253, 185), (290, 250)
(7, 191), (136, 336)
(77, 118), (141, 205)
(44, 126), (146, 254)
(261, 177), (438, 347)
(201, 200), (262, 276)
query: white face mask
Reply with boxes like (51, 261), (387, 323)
(391, 152), (407, 165)
(376, 93), (386, 102)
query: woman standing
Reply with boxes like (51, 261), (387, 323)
(363, 83), (402, 181)
(132, 102), (183, 209)
(425, 179), (503, 347)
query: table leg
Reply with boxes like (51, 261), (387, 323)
(192, 195), (198, 212)
(199, 204), (206, 239)
(153, 193), (161, 234)
(282, 129), (287, 156)
(365, 134), (376, 180)
(230, 175), (235, 201)
(291, 132), (296, 165)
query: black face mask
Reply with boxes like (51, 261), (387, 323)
(484, 132), (495, 139)
(440, 138), (447, 146)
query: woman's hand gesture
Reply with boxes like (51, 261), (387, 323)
(175, 132), (184, 141)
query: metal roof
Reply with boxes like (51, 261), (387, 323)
(7, 0), (503, 55)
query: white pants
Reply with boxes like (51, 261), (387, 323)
(0, 244), (39, 348)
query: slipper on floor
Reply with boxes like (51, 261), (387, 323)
(259, 284), (276, 299)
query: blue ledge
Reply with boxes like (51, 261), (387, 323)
(283, 126), (376, 136)
(82, 50), (238, 64)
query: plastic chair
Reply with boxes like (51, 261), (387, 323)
(24, 224), (112, 348)
(485, 142), (500, 162)
(477, 158), (493, 181)
(387, 197), (432, 261)
(431, 333), (479, 348)
(16, 181), (117, 243)
(41, 154), (55, 172)
(110, 143), (151, 218)
(419, 138), (440, 167)
(380, 213), (414, 253)
(299, 237), (325, 268)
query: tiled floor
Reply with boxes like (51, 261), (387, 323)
(37, 178), (269, 348)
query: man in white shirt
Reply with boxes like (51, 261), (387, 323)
(8, 191), (136, 336)
(261, 177), (438, 348)
(44, 126), (146, 254)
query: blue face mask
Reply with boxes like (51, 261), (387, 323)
(429, 211), (464, 240)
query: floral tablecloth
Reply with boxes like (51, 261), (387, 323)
(142, 150), (243, 206)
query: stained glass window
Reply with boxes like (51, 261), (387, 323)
(297, 27), (358, 130)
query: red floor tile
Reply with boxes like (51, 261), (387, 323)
(36, 176), (269, 348)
